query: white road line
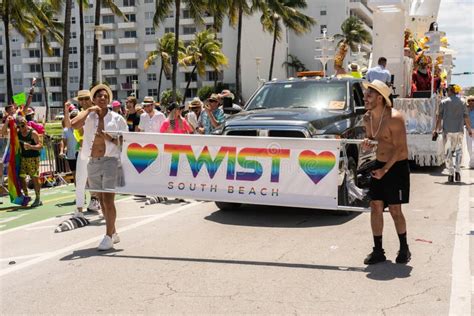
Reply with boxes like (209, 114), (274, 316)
(0, 202), (201, 278)
(0, 252), (52, 262)
(24, 225), (58, 231)
(448, 170), (471, 316)
(0, 215), (26, 224)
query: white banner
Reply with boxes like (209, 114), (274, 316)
(116, 132), (341, 210)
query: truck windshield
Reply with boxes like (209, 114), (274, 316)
(246, 81), (348, 111)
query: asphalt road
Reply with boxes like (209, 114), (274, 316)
(0, 166), (472, 315)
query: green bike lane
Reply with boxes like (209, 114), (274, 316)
(0, 184), (129, 231)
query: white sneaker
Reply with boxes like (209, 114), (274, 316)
(97, 235), (114, 251)
(87, 198), (101, 213)
(112, 233), (120, 244)
(73, 210), (85, 218)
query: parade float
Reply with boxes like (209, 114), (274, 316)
(368, 0), (452, 166)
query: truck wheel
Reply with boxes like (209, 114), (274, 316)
(215, 201), (242, 211)
(337, 157), (357, 215)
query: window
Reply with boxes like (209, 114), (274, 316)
(103, 30), (115, 39)
(85, 16), (94, 24)
(148, 89), (158, 97)
(185, 72), (197, 82)
(69, 76), (79, 84)
(71, 17), (76, 24)
(103, 15), (114, 24)
(29, 50), (40, 58)
(125, 60), (138, 69)
(145, 12), (154, 20)
(0, 51), (2, 59)
(71, 32), (77, 39)
(32, 93), (42, 102)
(320, 10), (327, 16)
(69, 47), (77, 54)
(124, 31), (137, 38)
(320, 25), (327, 34)
(123, 0), (135, 6)
(126, 75), (138, 83)
(103, 45), (115, 54)
(144, 0), (153, 3)
(0, 36), (2, 45)
(69, 91), (77, 99)
(0, 94), (4, 103)
(13, 65), (22, 72)
(185, 88), (197, 98)
(164, 27), (174, 33)
(69, 61), (78, 69)
(86, 46), (93, 54)
(12, 49), (21, 57)
(50, 63), (61, 72)
(183, 26), (196, 35)
(145, 27), (155, 35)
(86, 31), (93, 39)
(207, 71), (219, 81)
(183, 9), (191, 18)
(125, 14), (136, 22)
(13, 78), (23, 86)
(52, 92), (62, 102)
(52, 48), (61, 57)
(50, 78), (61, 87)
(11, 37), (19, 43)
(147, 73), (156, 81)
(35, 79), (42, 87)
(29, 64), (41, 73)
(105, 77), (117, 85)
(104, 61), (116, 69)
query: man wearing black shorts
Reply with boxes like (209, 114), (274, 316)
(362, 80), (411, 265)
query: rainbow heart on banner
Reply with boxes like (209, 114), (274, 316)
(298, 150), (336, 185)
(127, 143), (159, 174)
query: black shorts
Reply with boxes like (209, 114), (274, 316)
(369, 159), (410, 206)
(67, 159), (77, 172)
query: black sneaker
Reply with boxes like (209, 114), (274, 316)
(396, 248), (411, 264)
(364, 248), (386, 265)
(455, 172), (461, 182)
(448, 175), (454, 183)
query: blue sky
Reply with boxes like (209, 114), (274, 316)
(437, 0), (474, 87)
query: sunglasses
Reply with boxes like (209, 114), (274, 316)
(143, 104), (153, 107)
(78, 97), (90, 101)
(191, 107), (200, 111)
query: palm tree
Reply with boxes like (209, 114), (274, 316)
(0, 0), (46, 103)
(61, 0), (72, 104)
(154, 0), (206, 102)
(282, 54), (308, 77)
(29, 0), (63, 121)
(181, 30), (228, 103)
(78, 0), (89, 90)
(91, 0), (125, 84)
(258, 0), (315, 80)
(333, 16), (371, 75)
(144, 33), (186, 100)
(207, 0), (230, 88)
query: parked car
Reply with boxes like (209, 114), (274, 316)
(213, 77), (375, 211)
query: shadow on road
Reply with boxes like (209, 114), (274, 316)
(205, 205), (360, 228)
(365, 260), (413, 280)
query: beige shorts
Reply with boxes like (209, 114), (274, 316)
(87, 157), (124, 191)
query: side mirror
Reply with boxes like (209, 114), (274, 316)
(355, 107), (367, 115)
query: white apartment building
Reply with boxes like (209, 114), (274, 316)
(0, 0), (288, 109)
(289, 0), (373, 75)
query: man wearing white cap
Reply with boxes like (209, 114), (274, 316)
(72, 84), (128, 250)
(362, 79), (411, 265)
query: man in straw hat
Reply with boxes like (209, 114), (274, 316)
(362, 79), (411, 264)
(197, 93), (224, 134)
(138, 96), (165, 133)
(71, 84), (128, 250)
(186, 97), (203, 132)
(433, 84), (472, 181)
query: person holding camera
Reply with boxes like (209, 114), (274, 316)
(197, 94), (224, 135)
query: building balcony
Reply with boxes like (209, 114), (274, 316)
(43, 57), (62, 63)
(120, 6), (137, 14)
(118, 37), (138, 45)
(203, 16), (214, 24)
(180, 34), (195, 41)
(201, 80), (217, 87)
(102, 69), (119, 76)
(349, 0), (373, 25)
(180, 81), (197, 89)
(108, 84), (118, 90)
(101, 38), (117, 45)
(101, 53), (118, 61)
(117, 22), (137, 29)
(120, 82), (139, 91)
(44, 71), (61, 77)
(24, 72), (41, 78)
(48, 86), (62, 93)
(180, 18), (195, 25)
(119, 68), (139, 75)
(23, 42), (39, 49)
(23, 57), (40, 64)
(144, 43), (156, 52)
(119, 52), (139, 59)
(100, 8), (112, 14)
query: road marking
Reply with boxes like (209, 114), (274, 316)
(0, 252), (51, 262)
(0, 214), (26, 223)
(24, 225), (57, 231)
(0, 202), (201, 278)
(448, 170), (471, 316)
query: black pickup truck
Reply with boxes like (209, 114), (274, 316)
(214, 77), (375, 211)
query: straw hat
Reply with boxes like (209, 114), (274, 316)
(362, 80), (392, 107)
(73, 90), (91, 101)
(90, 84), (112, 102)
(142, 96), (155, 105)
(189, 97), (203, 108)
(208, 93), (220, 102)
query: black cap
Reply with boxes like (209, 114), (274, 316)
(167, 102), (185, 111)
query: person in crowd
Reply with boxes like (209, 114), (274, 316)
(197, 94), (225, 135)
(111, 100), (123, 115)
(71, 84), (128, 250)
(65, 90), (101, 216)
(433, 84), (472, 182)
(160, 102), (193, 134)
(411, 56), (432, 95)
(349, 63), (363, 79)
(15, 116), (43, 207)
(125, 96), (140, 132)
(186, 98), (203, 132)
(60, 109), (79, 191)
(366, 57), (391, 86)
(135, 105), (144, 116)
(219, 90), (243, 113)
(138, 96), (166, 133)
(466, 96), (474, 169)
(362, 80), (411, 265)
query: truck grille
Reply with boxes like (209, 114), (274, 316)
(269, 130), (306, 138)
(226, 130), (258, 136)
(224, 128), (309, 138)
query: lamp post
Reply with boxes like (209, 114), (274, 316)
(94, 25), (104, 84)
(255, 57), (264, 86)
(314, 28), (335, 77)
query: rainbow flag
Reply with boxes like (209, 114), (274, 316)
(5, 120), (30, 206)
